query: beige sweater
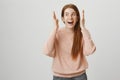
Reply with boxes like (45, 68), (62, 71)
(43, 27), (96, 78)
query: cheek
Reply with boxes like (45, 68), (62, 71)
(62, 17), (66, 21)
(75, 17), (78, 21)
(74, 17), (78, 23)
(64, 17), (68, 22)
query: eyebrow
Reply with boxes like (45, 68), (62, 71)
(65, 12), (76, 14)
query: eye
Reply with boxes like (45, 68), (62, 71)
(65, 13), (69, 16)
(72, 13), (77, 16)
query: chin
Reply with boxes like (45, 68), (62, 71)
(67, 25), (75, 29)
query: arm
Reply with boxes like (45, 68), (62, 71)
(43, 11), (59, 57)
(80, 10), (96, 56)
(82, 27), (96, 56)
(43, 28), (57, 57)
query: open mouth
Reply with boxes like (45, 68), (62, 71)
(68, 21), (73, 25)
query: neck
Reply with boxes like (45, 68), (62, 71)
(64, 26), (74, 34)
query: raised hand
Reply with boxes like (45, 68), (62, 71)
(81, 10), (85, 29)
(53, 11), (59, 30)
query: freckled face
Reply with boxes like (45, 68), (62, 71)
(62, 8), (78, 29)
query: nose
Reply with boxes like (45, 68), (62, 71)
(68, 15), (72, 19)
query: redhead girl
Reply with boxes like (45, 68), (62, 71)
(43, 3), (96, 80)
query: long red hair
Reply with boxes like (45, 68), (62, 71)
(61, 4), (83, 60)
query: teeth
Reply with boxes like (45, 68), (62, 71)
(68, 22), (73, 24)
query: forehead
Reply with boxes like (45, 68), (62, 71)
(64, 8), (76, 13)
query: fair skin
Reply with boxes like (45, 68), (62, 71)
(62, 8), (78, 32)
(53, 8), (85, 32)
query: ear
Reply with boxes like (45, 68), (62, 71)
(62, 17), (65, 23)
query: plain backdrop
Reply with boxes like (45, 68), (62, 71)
(0, 0), (120, 80)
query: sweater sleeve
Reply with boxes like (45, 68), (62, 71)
(81, 27), (96, 56)
(43, 29), (58, 57)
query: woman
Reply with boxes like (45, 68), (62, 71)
(43, 3), (96, 80)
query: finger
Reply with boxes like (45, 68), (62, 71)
(82, 10), (84, 14)
(82, 9), (84, 18)
(81, 10), (83, 20)
(53, 11), (55, 19)
(53, 11), (56, 20)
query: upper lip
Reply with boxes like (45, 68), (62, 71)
(67, 21), (73, 23)
(68, 20), (73, 22)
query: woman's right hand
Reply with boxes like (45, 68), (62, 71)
(53, 11), (59, 31)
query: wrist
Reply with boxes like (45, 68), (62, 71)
(81, 24), (85, 29)
(53, 27), (58, 32)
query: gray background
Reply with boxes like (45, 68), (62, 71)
(0, 0), (120, 80)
